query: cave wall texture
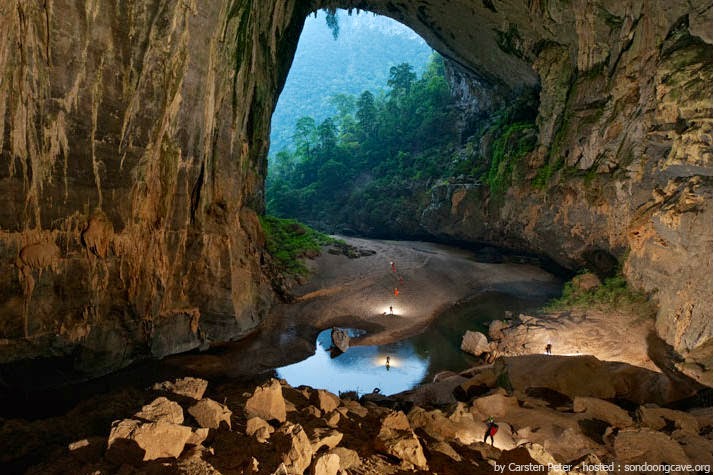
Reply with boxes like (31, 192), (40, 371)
(0, 0), (711, 385)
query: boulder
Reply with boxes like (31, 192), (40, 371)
(672, 430), (713, 466)
(324, 410), (340, 427)
(340, 399), (368, 418)
(614, 429), (690, 466)
(188, 398), (232, 430)
(302, 405), (322, 418)
(310, 389), (341, 414)
(187, 428), (209, 446)
(107, 419), (192, 462)
(489, 320), (509, 340)
(245, 379), (287, 423)
(312, 453), (340, 475)
(134, 397), (184, 424)
(637, 405), (700, 434)
(331, 327), (350, 353)
(309, 428), (343, 453)
(152, 377), (208, 401)
(274, 423), (314, 475)
(471, 388), (519, 418)
(375, 411), (428, 470)
(246, 416), (274, 443)
(461, 331), (491, 356)
(573, 397), (633, 428)
(328, 447), (360, 471)
(429, 440), (462, 462)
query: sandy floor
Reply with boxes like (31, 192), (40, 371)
(274, 237), (562, 346)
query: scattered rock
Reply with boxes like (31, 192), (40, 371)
(188, 398), (232, 430)
(302, 405), (322, 418)
(245, 379), (287, 423)
(187, 428), (209, 446)
(331, 327), (350, 353)
(461, 330), (491, 356)
(328, 447), (360, 471)
(107, 419), (192, 462)
(152, 377), (208, 401)
(311, 453), (340, 475)
(471, 388), (519, 418)
(573, 397), (633, 428)
(246, 416), (274, 443)
(637, 405), (700, 434)
(375, 411), (428, 470)
(311, 389), (341, 414)
(134, 397), (184, 424)
(274, 423), (314, 475)
(489, 320), (509, 340)
(309, 427), (343, 452)
(324, 410), (340, 427)
(614, 428), (691, 466)
(340, 400), (368, 418)
(429, 440), (462, 462)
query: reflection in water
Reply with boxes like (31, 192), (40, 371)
(277, 292), (554, 397)
(277, 329), (429, 396)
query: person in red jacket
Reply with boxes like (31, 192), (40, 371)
(484, 416), (498, 446)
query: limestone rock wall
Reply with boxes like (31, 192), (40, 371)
(0, 0), (306, 383)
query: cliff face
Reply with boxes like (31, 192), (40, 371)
(0, 0), (307, 384)
(1, 1), (711, 384)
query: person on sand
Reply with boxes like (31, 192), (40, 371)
(389, 306), (393, 315)
(545, 343), (552, 355)
(391, 261), (396, 273)
(484, 416), (498, 446)
(394, 287), (399, 297)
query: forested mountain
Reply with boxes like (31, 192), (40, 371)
(269, 10), (434, 156)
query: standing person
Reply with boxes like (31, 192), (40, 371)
(389, 306), (393, 315)
(545, 343), (552, 355)
(484, 416), (498, 446)
(391, 261), (396, 273)
(386, 355), (391, 370)
(394, 287), (399, 297)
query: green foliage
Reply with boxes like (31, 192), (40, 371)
(545, 273), (655, 317)
(266, 53), (458, 230)
(260, 215), (337, 275)
(486, 122), (537, 197)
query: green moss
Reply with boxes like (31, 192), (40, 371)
(544, 273), (655, 317)
(486, 122), (537, 197)
(260, 215), (339, 275)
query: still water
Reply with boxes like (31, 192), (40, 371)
(277, 291), (550, 396)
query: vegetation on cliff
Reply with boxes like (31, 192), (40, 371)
(260, 216), (338, 275)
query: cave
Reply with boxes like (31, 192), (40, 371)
(0, 0), (711, 416)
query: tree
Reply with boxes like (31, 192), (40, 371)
(293, 117), (317, 159)
(356, 90), (377, 140)
(387, 63), (416, 96)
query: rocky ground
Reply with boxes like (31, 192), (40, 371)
(9, 357), (711, 475)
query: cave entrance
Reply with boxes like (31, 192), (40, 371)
(266, 9), (455, 237)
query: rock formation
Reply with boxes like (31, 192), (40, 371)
(0, 1), (710, 384)
(9, 368), (711, 474)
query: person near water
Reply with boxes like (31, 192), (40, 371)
(389, 306), (393, 315)
(484, 416), (498, 446)
(386, 355), (391, 370)
(545, 343), (552, 355)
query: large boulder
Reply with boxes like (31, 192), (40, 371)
(614, 429), (691, 467)
(274, 423), (314, 475)
(331, 327), (350, 353)
(637, 405), (700, 434)
(152, 377), (208, 401)
(245, 379), (287, 423)
(310, 389), (341, 414)
(188, 398), (232, 430)
(134, 397), (184, 424)
(246, 417), (274, 443)
(312, 453), (340, 475)
(375, 411), (428, 470)
(471, 389), (519, 418)
(461, 331), (491, 356)
(328, 447), (360, 471)
(573, 397), (634, 428)
(107, 419), (192, 462)
(309, 428), (343, 453)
